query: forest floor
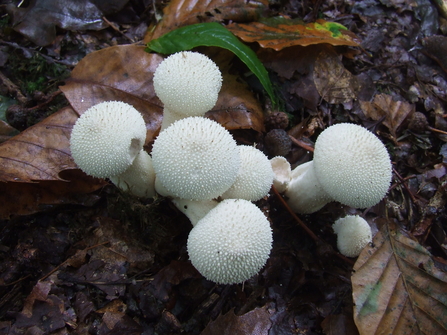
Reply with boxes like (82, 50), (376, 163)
(0, 0), (446, 334)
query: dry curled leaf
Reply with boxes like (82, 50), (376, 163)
(227, 17), (360, 51)
(352, 220), (447, 335)
(360, 93), (415, 140)
(313, 50), (358, 104)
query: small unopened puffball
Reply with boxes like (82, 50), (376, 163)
(333, 215), (372, 257)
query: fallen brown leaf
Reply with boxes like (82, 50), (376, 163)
(227, 18), (360, 51)
(352, 219), (447, 335)
(313, 50), (358, 104)
(360, 93), (415, 140)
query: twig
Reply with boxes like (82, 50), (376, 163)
(289, 135), (314, 152)
(428, 126), (447, 136)
(271, 185), (356, 266)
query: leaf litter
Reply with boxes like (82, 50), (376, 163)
(0, 0), (447, 334)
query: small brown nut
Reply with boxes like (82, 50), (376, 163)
(265, 129), (292, 157)
(265, 111), (289, 130)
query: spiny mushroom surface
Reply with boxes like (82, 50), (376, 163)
(313, 123), (392, 209)
(332, 215), (372, 257)
(70, 101), (147, 178)
(151, 116), (240, 200)
(284, 123), (392, 213)
(153, 51), (222, 130)
(187, 199), (272, 284)
(221, 145), (273, 201)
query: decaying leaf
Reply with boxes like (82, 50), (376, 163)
(352, 220), (447, 335)
(144, 0), (268, 42)
(7, 0), (130, 46)
(0, 106), (77, 182)
(201, 306), (272, 335)
(360, 93), (415, 140)
(0, 170), (105, 219)
(313, 50), (358, 104)
(227, 17), (360, 51)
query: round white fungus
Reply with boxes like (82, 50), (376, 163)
(284, 123), (392, 213)
(332, 215), (372, 257)
(314, 123), (392, 209)
(187, 199), (273, 284)
(70, 101), (147, 178)
(153, 51), (222, 130)
(151, 117), (240, 200)
(221, 146), (274, 201)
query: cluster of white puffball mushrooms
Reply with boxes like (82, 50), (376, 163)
(70, 51), (393, 284)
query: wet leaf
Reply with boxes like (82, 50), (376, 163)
(352, 220), (447, 335)
(227, 17), (361, 51)
(0, 106), (79, 182)
(0, 170), (105, 219)
(201, 306), (272, 335)
(313, 50), (358, 104)
(360, 93), (415, 139)
(144, 0), (268, 41)
(6, 0), (130, 46)
(146, 22), (277, 106)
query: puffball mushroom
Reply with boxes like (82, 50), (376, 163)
(332, 215), (372, 257)
(221, 146), (274, 201)
(109, 150), (156, 198)
(70, 101), (147, 178)
(151, 116), (240, 201)
(153, 51), (222, 130)
(284, 123), (392, 213)
(187, 199), (273, 284)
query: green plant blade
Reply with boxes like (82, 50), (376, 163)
(146, 22), (277, 106)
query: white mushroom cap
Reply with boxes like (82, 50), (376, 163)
(187, 199), (272, 284)
(270, 156), (292, 193)
(70, 101), (147, 178)
(332, 215), (372, 257)
(109, 150), (156, 198)
(313, 123), (392, 208)
(151, 117), (240, 200)
(153, 51), (222, 130)
(221, 146), (273, 201)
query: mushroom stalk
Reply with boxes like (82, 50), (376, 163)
(284, 161), (332, 214)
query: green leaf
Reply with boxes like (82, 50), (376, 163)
(146, 22), (277, 106)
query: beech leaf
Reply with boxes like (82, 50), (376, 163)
(227, 17), (361, 51)
(352, 220), (447, 335)
(146, 22), (277, 106)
